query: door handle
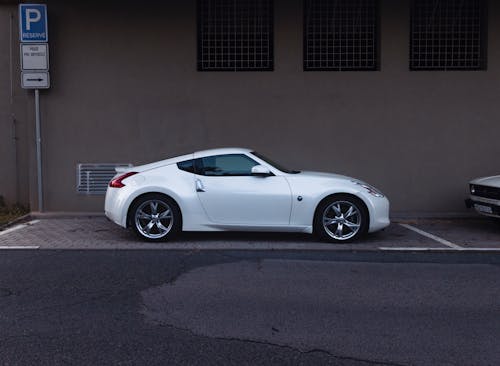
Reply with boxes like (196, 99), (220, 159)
(195, 179), (205, 192)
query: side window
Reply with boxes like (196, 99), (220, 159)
(177, 160), (195, 174)
(200, 154), (258, 176)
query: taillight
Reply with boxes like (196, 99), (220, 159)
(109, 172), (138, 188)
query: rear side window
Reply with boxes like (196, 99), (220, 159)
(177, 160), (195, 174)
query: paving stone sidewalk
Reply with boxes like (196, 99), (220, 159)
(0, 216), (426, 250)
(1, 217), (499, 250)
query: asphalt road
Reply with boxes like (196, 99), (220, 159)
(0, 250), (499, 366)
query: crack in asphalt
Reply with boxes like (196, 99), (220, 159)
(151, 321), (407, 366)
(146, 253), (409, 365)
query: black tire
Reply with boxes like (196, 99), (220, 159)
(129, 193), (181, 242)
(313, 194), (369, 243)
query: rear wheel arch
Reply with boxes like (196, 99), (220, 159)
(126, 192), (183, 230)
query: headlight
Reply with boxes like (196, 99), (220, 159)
(352, 180), (385, 198)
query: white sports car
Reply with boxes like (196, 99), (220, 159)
(105, 148), (390, 243)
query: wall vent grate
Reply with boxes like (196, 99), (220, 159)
(304, 0), (378, 71)
(410, 0), (487, 70)
(197, 0), (274, 71)
(77, 163), (132, 195)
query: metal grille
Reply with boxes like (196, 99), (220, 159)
(77, 163), (132, 195)
(304, 0), (378, 71)
(197, 0), (273, 71)
(410, 0), (487, 70)
(471, 184), (500, 200)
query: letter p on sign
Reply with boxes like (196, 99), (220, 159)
(26, 9), (41, 30)
(19, 4), (48, 42)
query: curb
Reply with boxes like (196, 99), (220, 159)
(30, 212), (105, 219)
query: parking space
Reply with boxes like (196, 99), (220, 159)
(407, 218), (500, 249)
(1, 216), (499, 251)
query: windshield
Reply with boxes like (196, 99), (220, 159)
(251, 151), (300, 174)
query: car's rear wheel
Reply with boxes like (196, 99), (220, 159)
(314, 195), (368, 243)
(130, 194), (181, 241)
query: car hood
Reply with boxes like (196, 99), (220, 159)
(470, 175), (500, 188)
(294, 170), (357, 182)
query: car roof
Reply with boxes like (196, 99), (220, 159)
(129, 148), (253, 173)
(193, 147), (252, 157)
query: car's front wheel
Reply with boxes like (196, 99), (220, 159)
(314, 194), (368, 243)
(130, 194), (181, 241)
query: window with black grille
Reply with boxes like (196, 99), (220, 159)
(304, 0), (378, 71)
(197, 0), (273, 71)
(410, 0), (487, 70)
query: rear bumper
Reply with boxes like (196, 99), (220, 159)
(104, 187), (129, 227)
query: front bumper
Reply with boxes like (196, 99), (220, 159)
(465, 196), (500, 218)
(367, 195), (390, 233)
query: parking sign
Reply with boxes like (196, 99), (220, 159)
(19, 4), (48, 43)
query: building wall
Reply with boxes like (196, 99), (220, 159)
(0, 4), (30, 207)
(2, 0), (500, 214)
(0, 7), (14, 205)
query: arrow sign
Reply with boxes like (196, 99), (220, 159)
(21, 71), (50, 89)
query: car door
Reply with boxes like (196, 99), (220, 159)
(194, 153), (292, 225)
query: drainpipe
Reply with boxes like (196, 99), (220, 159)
(9, 12), (20, 205)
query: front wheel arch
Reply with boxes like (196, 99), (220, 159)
(313, 193), (370, 242)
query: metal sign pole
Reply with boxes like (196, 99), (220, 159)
(19, 4), (48, 212)
(35, 88), (43, 212)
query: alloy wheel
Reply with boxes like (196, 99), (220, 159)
(134, 199), (174, 239)
(322, 200), (362, 241)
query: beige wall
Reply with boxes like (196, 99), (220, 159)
(2, 0), (500, 214)
(0, 5), (29, 207)
(0, 7), (14, 204)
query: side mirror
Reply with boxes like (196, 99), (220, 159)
(251, 165), (272, 177)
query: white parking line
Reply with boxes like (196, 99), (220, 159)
(379, 247), (500, 252)
(398, 223), (464, 250)
(0, 246), (40, 249)
(379, 247), (449, 251)
(0, 220), (40, 236)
